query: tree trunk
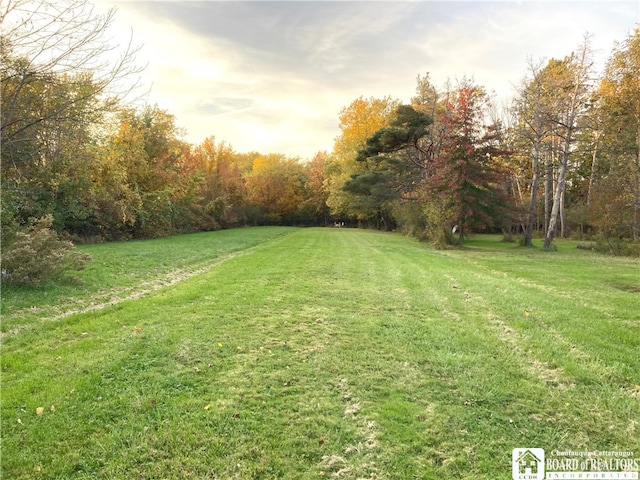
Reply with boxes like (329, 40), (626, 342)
(545, 134), (572, 248)
(544, 152), (553, 233)
(586, 130), (601, 207)
(544, 162), (566, 247)
(524, 142), (541, 246)
(560, 188), (566, 238)
(544, 38), (592, 248)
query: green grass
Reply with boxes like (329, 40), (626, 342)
(1, 226), (297, 335)
(2, 228), (639, 479)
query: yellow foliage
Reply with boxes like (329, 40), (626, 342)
(244, 154), (305, 216)
(326, 96), (399, 216)
(333, 96), (400, 158)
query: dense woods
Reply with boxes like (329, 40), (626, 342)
(2, 0), (639, 258)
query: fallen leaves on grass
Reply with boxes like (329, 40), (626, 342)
(35, 407), (44, 416)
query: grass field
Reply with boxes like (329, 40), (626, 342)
(1, 227), (639, 479)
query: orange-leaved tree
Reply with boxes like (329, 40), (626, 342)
(244, 154), (306, 224)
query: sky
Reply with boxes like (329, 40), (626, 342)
(93, 0), (640, 160)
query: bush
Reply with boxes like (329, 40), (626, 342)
(623, 241), (640, 257)
(1, 215), (91, 286)
(594, 235), (640, 257)
(422, 199), (455, 249)
(501, 232), (517, 243)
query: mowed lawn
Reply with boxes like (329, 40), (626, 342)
(1, 227), (639, 479)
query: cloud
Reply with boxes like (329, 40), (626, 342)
(194, 98), (255, 116)
(96, 0), (639, 159)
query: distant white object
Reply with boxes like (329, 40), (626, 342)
(451, 225), (458, 234)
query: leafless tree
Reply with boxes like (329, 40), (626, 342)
(1, 0), (145, 143)
(543, 35), (594, 248)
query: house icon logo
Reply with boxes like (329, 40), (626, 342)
(512, 448), (545, 480)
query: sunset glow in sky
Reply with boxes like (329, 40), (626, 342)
(95, 1), (639, 159)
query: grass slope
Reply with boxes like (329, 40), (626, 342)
(2, 228), (639, 479)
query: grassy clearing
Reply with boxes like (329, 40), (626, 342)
(1, 228), (639, 479)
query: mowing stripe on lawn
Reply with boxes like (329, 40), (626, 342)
(1, 228), (638, 479)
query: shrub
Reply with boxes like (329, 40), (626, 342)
(501, 232), (517, 243)
(1, 215), (91, 286)
(594, 235), (640, 257)
(622, 241), (640, 257)
(422, 199), (455, 249)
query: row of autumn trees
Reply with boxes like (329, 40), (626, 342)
(2, 100), (334, 241)
(2, 0), (639, 253)
(1, 0), (333, 245)
(328, 32), (640, 252)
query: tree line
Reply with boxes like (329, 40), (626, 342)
(2, 0), (639, 255)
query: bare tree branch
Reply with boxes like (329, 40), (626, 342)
(1, 0), (146, 139)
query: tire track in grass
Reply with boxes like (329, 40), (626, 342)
(321, 378), (382, 479)
(2, 237), (291, 338)
(442, 267), (640, 407)
(441, 269), (582, 391)
(448, 252), (632, 321)
(436, 267), (640, 451)
(294, 231), (395, 478)
(475, 293), (640, 438)
(315, 233), (478, 478)
(321, 234), (636, 468)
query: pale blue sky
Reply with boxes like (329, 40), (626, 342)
(96, 1), (639, 159)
